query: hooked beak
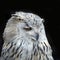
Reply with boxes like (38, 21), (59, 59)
(32, 33), (39, 41)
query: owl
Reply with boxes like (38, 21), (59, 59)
(0, 11), (54, 60)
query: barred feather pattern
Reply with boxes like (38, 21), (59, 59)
(1, 38), (53, 60)
(1, 11), (54, 60)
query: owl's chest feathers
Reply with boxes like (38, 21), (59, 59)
(2, 39), (40, 59)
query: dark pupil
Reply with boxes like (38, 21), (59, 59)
(24, 27), (32, 31)
(19, 18), (21, 20)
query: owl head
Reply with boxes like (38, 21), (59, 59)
(3, 11), (46, 42)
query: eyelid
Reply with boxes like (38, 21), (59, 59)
(23, 27), (32, 31)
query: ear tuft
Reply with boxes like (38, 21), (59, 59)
(11, 14), (18, 17)
(41, 19), (45, 23)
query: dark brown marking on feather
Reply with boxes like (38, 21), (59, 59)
(16, 53), (19, 58)
(43, 45), (45, 51)
(33, 43), (38, 56)
(7, 42), (13, 52)
(14, 40), (23, 57)
(39, 55), (41, 60)
(19, 49), (23, 55)
(31, 54), (33, 60)
(46, 55), (49, 60)
(16, 49), (23, 58)
(10, 53), (15, 57)
(20, 53), (22, 58)
(39, 47), (45, 55)
(10, 40), (23, 58)
(12, 47), (15, 52)
(37, 44), (39, 50)
(33, 43), (35, 50)
(34, 49), (38, 56)
(44, 42), (47, 48)
(6, 42), (10, 46)
(16, 48), (23, 58)
(44, 42), (48, 51)
(10, 50), (17, 57)
(14, 43), (16, 45)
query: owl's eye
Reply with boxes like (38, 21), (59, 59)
(18, 18), (21, 21)
(12, 14), (22, 21)
(23, 27), (32, 31)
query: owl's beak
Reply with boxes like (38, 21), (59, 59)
(32, 33), (39, 41)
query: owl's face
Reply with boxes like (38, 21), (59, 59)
(18, 18), (40, 41)
(3, 12), (44, 42)
(12, 12), (44, 41)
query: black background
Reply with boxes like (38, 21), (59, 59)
(0, 0), (60, 60)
